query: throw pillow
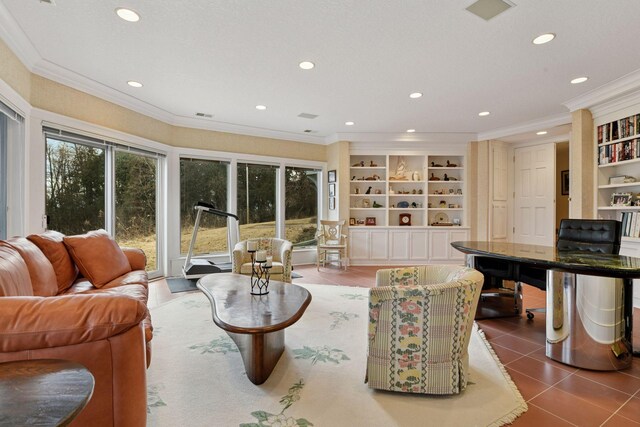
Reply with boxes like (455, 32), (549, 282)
(3, 238), (58, 296)
(28, 230), (79, 293)
(63, 229), (131, 288)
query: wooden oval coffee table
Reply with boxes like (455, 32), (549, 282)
(197, 273), (312, 385)
(0, 359), (94, 426)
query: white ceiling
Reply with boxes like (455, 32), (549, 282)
(2, 0), (640, 144)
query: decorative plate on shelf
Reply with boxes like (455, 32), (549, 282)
(434, 212), (449, 223)
(431, 212), (453, 226)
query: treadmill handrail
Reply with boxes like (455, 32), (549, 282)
(194, 201), (239, 221)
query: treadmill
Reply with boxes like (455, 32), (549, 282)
(182, 201), (240, 279)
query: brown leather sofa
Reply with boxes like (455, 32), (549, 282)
(0, 230), (152, 427)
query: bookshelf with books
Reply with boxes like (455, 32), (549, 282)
(596, 111), (640, 245)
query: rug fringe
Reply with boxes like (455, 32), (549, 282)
(475, 324), (528, 427)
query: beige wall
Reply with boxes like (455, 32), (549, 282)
(0, 39), (30, 101)
(325, 141), (350, 222)
(569, 109), (595, 218)
(0, 38), (326, 162)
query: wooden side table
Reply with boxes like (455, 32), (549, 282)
(0, 359), (94, 426)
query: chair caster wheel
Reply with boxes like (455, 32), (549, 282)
(526, 312), (534, 320)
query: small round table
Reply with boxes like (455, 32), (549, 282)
(0, 359), (94, 426)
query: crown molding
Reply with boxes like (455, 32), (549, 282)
(563, 69), (640, 113)
(476, 112), (571, 141)
(587, 88), (640, 120)
(510, 133), (571, 148)
(0, 3), (40, 69)
(326, 132), (476, 144)
(170, 115), (326, 145)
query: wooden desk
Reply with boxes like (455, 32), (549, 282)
(452, 241), (640, 370)
(0, 359), (94, 426)
(197, 273), (312, 384)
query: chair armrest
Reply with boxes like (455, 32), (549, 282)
(232, 242), (246, 274)
(0, 294), (147, 353)
(121, 247), (146, 270)
(279, 241), (293, 282)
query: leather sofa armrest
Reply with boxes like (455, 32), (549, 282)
(121, 247), (146, 271)
(0, 294), (147, 353)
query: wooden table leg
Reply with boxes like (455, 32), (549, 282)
(227, 330), (285, 385)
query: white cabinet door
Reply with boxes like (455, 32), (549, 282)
(389, 229), (410, 260)
(449, 229), (469, 261)
(370, 229), (389, 260)
(429, 230), (450, 261)
(349, 229), (370, 260)
(410, 230), (428, 260)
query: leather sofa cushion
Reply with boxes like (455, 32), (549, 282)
(64, 230), (132, 288)
(27, 231), (79, 293)
(0, 246), (33, 297)
(0, 293), (147, 352)
(3, 238), (57, 297)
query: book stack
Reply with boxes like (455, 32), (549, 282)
(620, 211), (640, 238)
(598, 139), (639, 165)
(598, 114), (640, 144)
(597, 113), (640, 165)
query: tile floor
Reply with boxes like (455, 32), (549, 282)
(149, 265), (640, 426)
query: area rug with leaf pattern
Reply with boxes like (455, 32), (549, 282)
(147, 283), (527, 426)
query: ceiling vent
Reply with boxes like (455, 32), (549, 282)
(39, 0), (56, 4)
(303, 129), (318, 133)
(298, 113), (318, 119)
(466, 0), (514, 21)
(195, 112), (213, 118)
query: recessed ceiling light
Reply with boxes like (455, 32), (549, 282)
(115, 8), (140, 22)
(255, 105), (267, 110)
(571, 76), (589, 84)
(406, 129), (416, 133)
(299, 61), (315, 70)
(478, 111), (490, 117)
(345, 121), (355, 126)
(536, 131), (548, 135)
(532, 33), (555, 45)
(409, 92), (423, 99)
(127, 80), (143, 88)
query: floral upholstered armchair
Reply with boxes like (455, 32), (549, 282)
(366, 265), (483, 395)
(232, 238), (293, 283)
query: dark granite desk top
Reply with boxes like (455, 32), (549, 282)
(451, 241), (640, 279)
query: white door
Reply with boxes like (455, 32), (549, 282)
(514, 144), (556, 246)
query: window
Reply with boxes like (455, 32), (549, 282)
(0, 100), (25, 239)
(285, 166), (319, 247)
(237, 163), (278, 240)
(44, 127), (164, 276)
(115, 151), (159, 270)
(180, 158), (229, 255)
(45, 137), (105, 234)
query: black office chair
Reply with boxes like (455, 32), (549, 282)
(522, 218), (622, 319)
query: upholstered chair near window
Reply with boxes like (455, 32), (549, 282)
(232, 238), (293, 283)
(366, 265), (483, 395)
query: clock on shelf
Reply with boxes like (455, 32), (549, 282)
(399, 213), (412, 226)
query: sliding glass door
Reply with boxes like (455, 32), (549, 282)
(114, 151), (159, 271)
(45, 130), (163, 276)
